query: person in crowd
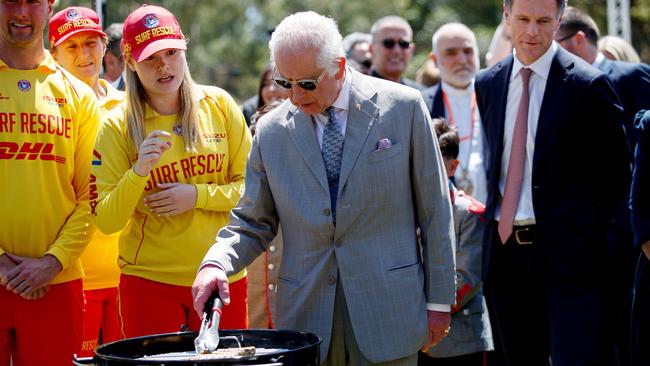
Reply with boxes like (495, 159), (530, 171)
(369, 15), (423, 90)
(475, 0), (630, 364)
(485, 16), (512, 67)
(415, 59), (441, 87)
(90, 4), (251, 338)
(0, 0), (100, 364)
(599, 35), (642, 64)
(193, 10), (455, 365)
(102, 23), (125, 91)
(555, 9), (649, 364)
(246, 99), (284, 329)
(343, 32), (372, 75)
(419, 120), (493, 366)
(556, 6), (650, 147)
(630, 109), (650, 366)
(48, 6), (126, 357)
(241, 65), (289, 126)
(421, 23), (487, 203)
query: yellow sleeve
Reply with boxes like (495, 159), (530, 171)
(91, 109), (149, 234)
(194, 93), (252, 211)
(45, 89), (100, 269)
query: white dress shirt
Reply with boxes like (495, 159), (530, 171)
(497, 42), (558, 223)
(311, 69), (351, 148)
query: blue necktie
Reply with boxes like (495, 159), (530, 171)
(322, 107), (345, 221)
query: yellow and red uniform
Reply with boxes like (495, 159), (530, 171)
(0, 51), (99, 365)
(91, 85), (252, 337)
(77, 78), (125, 356)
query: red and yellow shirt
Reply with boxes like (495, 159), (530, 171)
(91, 85), (251, 286)
(0, 51), (100, 284)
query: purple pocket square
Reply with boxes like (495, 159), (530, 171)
(377, 138), (392, 150)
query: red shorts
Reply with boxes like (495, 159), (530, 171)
(0, 279), (83, 366)
(118, 274), (248, 338)
(77, 287), (121, 357)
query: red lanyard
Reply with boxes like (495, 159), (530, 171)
(441, 90), (477, 143)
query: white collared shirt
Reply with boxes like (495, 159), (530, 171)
(312, 69), (352, 149)
(497, 42), (558, 223)
(592, 52), (606, 68)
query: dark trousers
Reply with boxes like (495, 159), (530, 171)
(632, 253), (650, 366)
(484, 226), (613, 366)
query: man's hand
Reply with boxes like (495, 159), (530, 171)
(192, 264), (231, 317)
(642, 241), (650, 261)
(144, 183), (197, 217)
(0, 253), (17, 286)
(22, 286), (49, 300)
(420, 310), (451, 352)
(3, 254), (62, 297)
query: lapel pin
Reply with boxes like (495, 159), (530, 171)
(355, 103), (361, 110)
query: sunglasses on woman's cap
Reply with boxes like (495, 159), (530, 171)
(273, 69), (327, 91)
(381, 38), (412, 49)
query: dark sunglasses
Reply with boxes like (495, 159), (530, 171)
(555, 32), (577, 43)
(273, 69), (326, 91)
(381, 38), (411, 50)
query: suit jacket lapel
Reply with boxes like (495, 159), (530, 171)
(488, 58), (513, 180)
(533, 48), (572, 171)
(338, 73), (379, 192)
(432, 85), (446, 118)
(286, 105), (329, 192)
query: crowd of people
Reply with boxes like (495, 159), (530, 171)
(1, 0), (649, 365)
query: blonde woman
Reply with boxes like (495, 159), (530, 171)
(91, 4), (251, 337)
(48, 6), (125, 356)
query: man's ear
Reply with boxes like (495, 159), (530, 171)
(430, 52), (438, 68)
(335, 57), (346, 79)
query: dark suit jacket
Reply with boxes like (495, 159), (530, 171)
(597, 59), (650, 147)
(475, 47), (630, 285)
(420, 84), (445, 119)
(631, 110), (650, 247)
(370, 70), (424, 91)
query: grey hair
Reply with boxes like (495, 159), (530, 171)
(370, 15), (413, 42)
(342, 32), (372, 57)
(269, 11), (344, 76)
(504, 0), (567, 17)
(431, 22), (480, 67)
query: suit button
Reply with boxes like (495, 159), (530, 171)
(268, 263), (275, 270)
(268, 284), (275, 291)
(269, 245), (276, 252)
(328, 275), (336, 285)
(323, 208), (331, 216)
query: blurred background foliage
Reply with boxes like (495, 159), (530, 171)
(51, 0), (650, 103)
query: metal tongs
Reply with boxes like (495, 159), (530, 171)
(194, 291), (223, 354)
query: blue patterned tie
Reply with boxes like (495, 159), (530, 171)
(322, 107), (345, 221)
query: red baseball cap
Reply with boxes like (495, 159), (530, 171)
(121, 4), (186, 62)
(48, 7), (106, 47)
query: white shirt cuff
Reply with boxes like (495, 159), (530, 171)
(426, 303), (451, 312)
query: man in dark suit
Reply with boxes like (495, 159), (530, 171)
(630, 110), (650, 366)
(421, 23), (486, 203)
(475, 0), (630, 365)
(555, 6), (650, 148)
(555, 8), (650, 364)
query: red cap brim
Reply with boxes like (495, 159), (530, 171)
(131, 38), (187, 62)
(53, 29), (106, 47)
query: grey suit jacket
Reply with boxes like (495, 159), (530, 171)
(203, 69), (456, 362)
